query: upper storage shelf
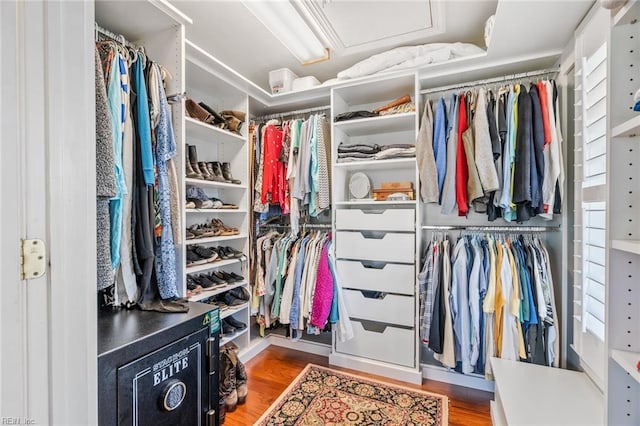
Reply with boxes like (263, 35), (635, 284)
(95, 0), (191, 41)
(185, 117), (245, 144)
(334, 113), (415, 137)
(332, 73), (416, 116)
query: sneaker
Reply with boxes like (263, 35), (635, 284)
(186, 247), (208, 266)
(192, 245), (218, 263)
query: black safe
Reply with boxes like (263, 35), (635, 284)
(98, 302), (220, 426)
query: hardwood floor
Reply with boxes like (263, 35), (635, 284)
(224, 346), (493, 425)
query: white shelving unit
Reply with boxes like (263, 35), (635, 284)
(183, 39), (251, 352)
(329, 72), (422, 385)
(607, 3), (640, 424)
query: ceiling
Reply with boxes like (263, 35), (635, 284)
(170, 0), (594, 93)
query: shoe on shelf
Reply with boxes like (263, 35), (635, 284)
(227, 286), (250, 301)
(186, 276), (203, 297)
(185, 199), (196, 209)
(210, 162), (227, 182)
(207, 271), (228, 286)
(224, 316), (247, 330)
(191, 245), (218, 263)
(185, 144), (203, 179)
(221, 162), (241, 185)
(227, 271), (245, 282)
(206, 162), (225, 183)
(219, 271), (241, 283)
(198, 102), (228, 129)
(223, 290), (248, 307)
(186, 99), (214, 124)
(221, 319), (237, 336)
(219, 110), (246, 123)
(186, 247), (208, 266)
(222, 246), (244, 258)
(216, 247), (234, 260)
(219, 344), (238, 412)
(210, 218), (239, 236)
(210, 271), (228, 285)
(198, 162), (216, 181)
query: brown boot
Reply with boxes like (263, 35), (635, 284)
(219, 345), (238, 412)
(221, 162), (241, 185)
(198, 162), (215, 181)
(188, 145), (205, 179)
(235, 356), (247, 404)
(219, 110), (246, 122)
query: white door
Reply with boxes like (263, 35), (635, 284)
(1, 1), (97, 424)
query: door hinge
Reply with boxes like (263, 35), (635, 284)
(21, 239), (46, 280)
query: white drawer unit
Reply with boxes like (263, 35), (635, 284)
(336, 231), (414, 263)
(335, 208), (415, 232)
(336, 259), (414, 295)
(336, 319), (415, 368)
(342, 289), (414, 327)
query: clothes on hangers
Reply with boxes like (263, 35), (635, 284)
(95, 39), (183, 311)
(252, 230), (351, 341)
(418, 79), (564, 223)
(253, 114), (332, 232)
(419, 233), (558, 377)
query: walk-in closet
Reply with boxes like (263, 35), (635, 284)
(2, 0), (639, 425)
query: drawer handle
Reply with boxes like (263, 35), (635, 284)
(359, 231), (386, 239)
(357, 319), (388, 333)
(360, 290), (387, 300)
(360, 210), (384, 214)
(360, 260), (387, 270)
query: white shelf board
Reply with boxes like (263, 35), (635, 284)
(95, 0), (191, 42)
(220, 327), (250, 346)
(188, 281), (248, 302)
(611, 349), (640, 384)
(220, 302), (250, 320)
(186, 208), (246, 214)
(333, 112), (415, 137)
(186, 258), (242, 274)
(185, 234), (247, 245)
(611, 239), (640, 255)
(335, 200), (416, 206)
(334, 157), (416, 171)
(490, 357), (604, 426)
(185, 117), (245, 144)
(611, 115), (640, 138)
(185, 178), (247, 190)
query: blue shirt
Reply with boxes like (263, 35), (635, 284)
(433, 97), (448, 202)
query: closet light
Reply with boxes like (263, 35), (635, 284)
(241, 0), (330, 64)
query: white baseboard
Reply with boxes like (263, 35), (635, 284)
(421, 364), (495, 392)
(329, 352), (423, 385)
(268, 334), (332, 356)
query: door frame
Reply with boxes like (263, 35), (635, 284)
(1, 1), (97, 424)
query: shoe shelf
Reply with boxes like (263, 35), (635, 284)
(188, 280), (249, 303)
(611, 115), (640, 138)
(185, 177), (248, 190)
(186, 258), (242, 274)
(220, 302), (250, 320)
(334, 157), (416, 171)
(185, 234), (247, 245)
(333, 112), (415, 137)
(185, 116), (246, 144)
(186, 208), (247, 214)
(611, 349), (640, 384)
(611, 239), (640, 255)
(220, 327), (249, 346)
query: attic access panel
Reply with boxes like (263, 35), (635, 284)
(300, 0), (444, 56)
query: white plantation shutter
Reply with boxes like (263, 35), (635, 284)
(582, 201), (606, 341)
(583, 43), (607, 188)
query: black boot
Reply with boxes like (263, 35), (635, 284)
(188, 145), (205, 179)
(221, 162), (241, 184)
(185, 144), (202, 179)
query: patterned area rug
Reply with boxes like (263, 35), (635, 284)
(255, 364), (448, 425)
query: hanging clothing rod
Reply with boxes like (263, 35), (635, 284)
(254, 105), (331, 122)
(95, 22), (137, 49)
(259, 223), (332, 229)
(420, 68), (559, 95)
(420, 225), (559, 232)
